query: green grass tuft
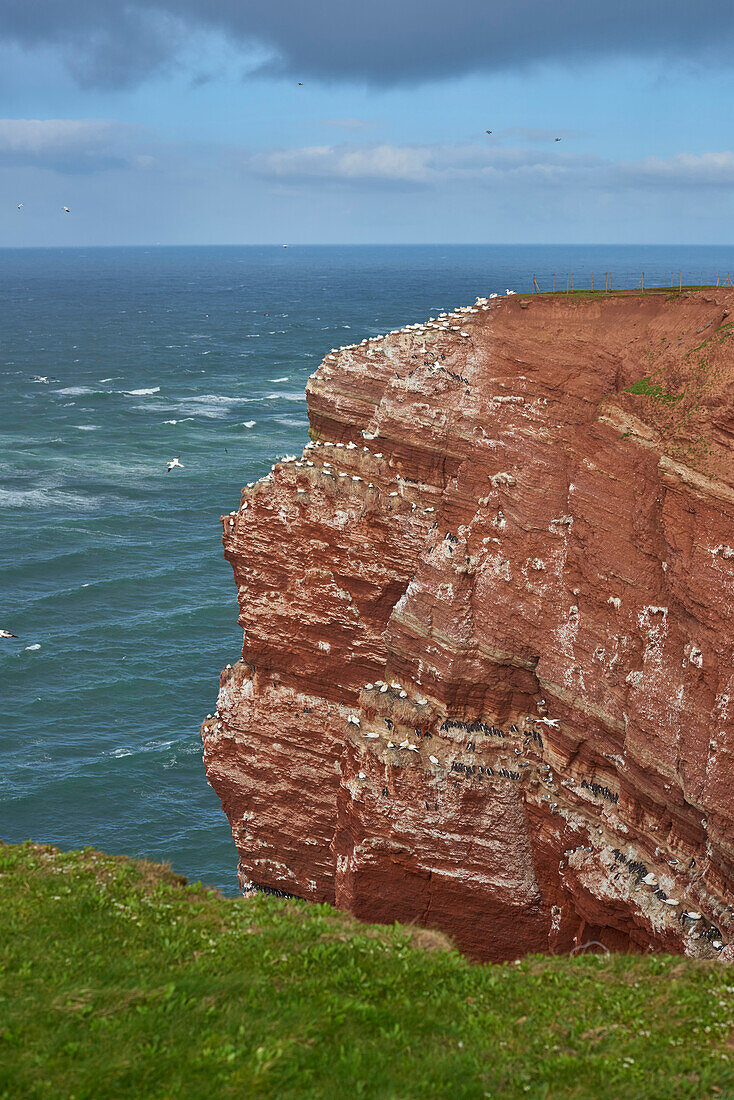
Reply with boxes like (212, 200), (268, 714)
(2, 842), (734, 1099)
(625, 376), (684, 405)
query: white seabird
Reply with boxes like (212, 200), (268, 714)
(62, 206), (71, 214)
(167, 456), (183, 472)
(429, 755), (439, 765)
(0, 629), (18, 639)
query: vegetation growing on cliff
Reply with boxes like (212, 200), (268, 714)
(2, 842), (734, 1100)
(624, 376), (684, 405)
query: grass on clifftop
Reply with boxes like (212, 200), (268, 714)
(2, 843), (734, 1100)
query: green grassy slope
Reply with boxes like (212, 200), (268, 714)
(1, 842), (733, 1099)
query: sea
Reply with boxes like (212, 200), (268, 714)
(3, 243), (734, 893)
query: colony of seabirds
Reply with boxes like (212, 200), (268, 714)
(202, 669), (730, 953)
(206, 280), (730, 955)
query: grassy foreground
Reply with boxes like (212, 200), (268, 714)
(1, 843), (733, 1099)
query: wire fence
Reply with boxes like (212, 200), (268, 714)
(529, 271), (734, 294)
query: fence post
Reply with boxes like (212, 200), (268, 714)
(591, 273), (594, 291)
(701, 272), (703, 287)
(566, 274), (569, 293)
(679, 271), (682, 292)
(553, 274), (555, 292)
(642, 272), (645, 293)
(718, 271), (721, 287)
(626, 272), (629, 290)
(572, 274), (574, 292)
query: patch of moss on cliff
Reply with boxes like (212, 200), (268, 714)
(625, 376), (684, 405)
(2, 842), (734, 1099)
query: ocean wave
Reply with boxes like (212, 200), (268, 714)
(56, 386), (94, 396)
(125, 387), (161, 396)
(163, 418), (194, 424)
(269, 376), (289, 382)
(266, 392), (307, 402)
(168, 394), (262, 419)
(0, 487), (98, 511)
(241, 420), (256, 429)
(74, 425), (100, 431)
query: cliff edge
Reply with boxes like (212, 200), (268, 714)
(203, 289), (734, 961)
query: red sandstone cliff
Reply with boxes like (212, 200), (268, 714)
(203, 289), (734, 962)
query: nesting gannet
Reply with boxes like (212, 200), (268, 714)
(167, 456), (183, 472)
(0, 629), (18, 639)
(642, 873), (657, 885)
(429, 755), (439, 765)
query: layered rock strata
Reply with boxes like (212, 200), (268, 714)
(203, 289), (734, 962)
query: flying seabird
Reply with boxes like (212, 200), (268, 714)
(485, 130), (492, 135)
(17, 203), (23, 210)
(555, 137), (561, 142)
(0, 629), (18, 639)
(62, 206), (71, 213)
(167, 456), (183, 472)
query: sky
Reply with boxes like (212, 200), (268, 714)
(1, 0), (734, 245)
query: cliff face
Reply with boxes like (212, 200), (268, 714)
(203, 289), (734, 962)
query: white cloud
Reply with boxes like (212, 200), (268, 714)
(243, 140), (734, 192)
(0, 118), (145, 172)
(619, 151), (734, 186)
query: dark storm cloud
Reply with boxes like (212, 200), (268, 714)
(2, 0), (734, 88)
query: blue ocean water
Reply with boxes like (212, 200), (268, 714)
(3, 243), (734, 893)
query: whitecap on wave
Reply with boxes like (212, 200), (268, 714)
(125, 386), (161, 396)
(0, 487), (97, 511)
(169, 394), (261, 419)
(266, 392), (306, 402)
(269, 376), (289, 382)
